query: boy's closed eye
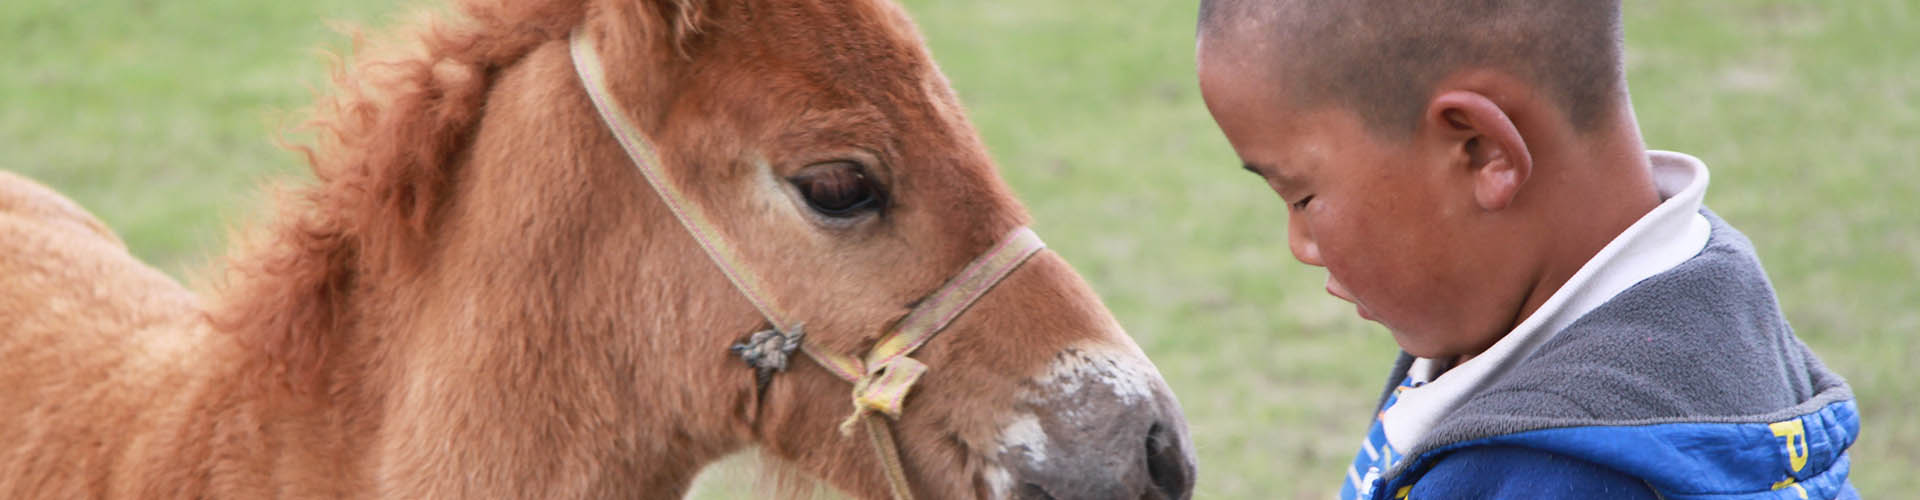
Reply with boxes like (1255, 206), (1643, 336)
(1241, 161), (1312, 210)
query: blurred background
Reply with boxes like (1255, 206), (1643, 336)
(4, 0), (1913, 498)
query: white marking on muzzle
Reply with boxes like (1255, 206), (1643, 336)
(1030, 340), (1160, 406)
(996, 412), (1049, 464)
(981, 464), (1014, 500)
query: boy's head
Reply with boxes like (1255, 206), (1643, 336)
(1197, 0), (1626, 138)
(1196, 0), (1657, 360)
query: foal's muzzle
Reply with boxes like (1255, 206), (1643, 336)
(999, 345), (1196, 500)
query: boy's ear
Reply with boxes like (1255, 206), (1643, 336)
(1426, 90), (1532, 211)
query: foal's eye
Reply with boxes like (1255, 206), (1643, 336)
(788, 161), (883, 218)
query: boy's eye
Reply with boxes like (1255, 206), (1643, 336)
(1290, 195), (1315, 212)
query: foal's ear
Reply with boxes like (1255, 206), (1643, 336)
(655, 0), (709, 49)
(596, 0), (714, 57)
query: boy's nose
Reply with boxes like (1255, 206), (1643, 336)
(1288, 230), (1324, 267)
(1286, 215), (1324, 266)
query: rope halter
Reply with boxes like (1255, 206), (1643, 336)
(569, 28), (1045, 500)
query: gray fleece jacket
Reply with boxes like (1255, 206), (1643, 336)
(1369, 210), (1860, 500)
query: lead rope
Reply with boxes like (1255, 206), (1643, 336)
(866, 417), (916, 500)
(568, 28), (1043, 500)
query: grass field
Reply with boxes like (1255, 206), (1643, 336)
(5, 0), (1915, 498)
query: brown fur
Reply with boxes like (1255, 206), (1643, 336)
(2, 0), (1156, 498)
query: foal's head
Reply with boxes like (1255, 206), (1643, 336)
(592, 2), (1196, 496)
(233, 0), (1194, 497)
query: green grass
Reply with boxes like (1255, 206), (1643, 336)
(5, 0), (1914, 498)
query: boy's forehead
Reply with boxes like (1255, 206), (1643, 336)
(1196, 28), (1287, 82)
(1196, 37), (1325, 127)
(1196, 50), (1288, 116)
(1195, 0), (1328, 82)
(1199, 66), (1329, 142)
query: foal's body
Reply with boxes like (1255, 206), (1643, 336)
(0, 46), (762, 499)
(0, 0), (1196, 498)
(0, 172), (341, 497)
(2, 42), (732, 497)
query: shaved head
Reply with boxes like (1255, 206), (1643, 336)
(1198, 0), (1625, 138)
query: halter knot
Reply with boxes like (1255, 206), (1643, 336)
(731, 325), (804, 375)
(838, 356), (929, 435)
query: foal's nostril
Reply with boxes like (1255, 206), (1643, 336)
(1144, 422), (1192, 499)
(1017, 482), (1057, 500)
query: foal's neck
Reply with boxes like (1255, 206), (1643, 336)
(335, 41), (758, 496)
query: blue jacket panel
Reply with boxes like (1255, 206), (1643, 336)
(1410, 446), (1659, 499)
(1392, 400), (1858, 500)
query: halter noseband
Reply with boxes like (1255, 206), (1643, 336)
(569, 28), (1044, 500)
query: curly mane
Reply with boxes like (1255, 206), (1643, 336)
(210, 0), (633, 390)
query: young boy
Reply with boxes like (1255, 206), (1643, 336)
(1194, 1), (1860, 498)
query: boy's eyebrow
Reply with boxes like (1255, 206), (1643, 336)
(1244, 161), (1305, 191)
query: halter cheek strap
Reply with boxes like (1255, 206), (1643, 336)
(806, 226), (1044, 431)
(570, 28), (1044, 500)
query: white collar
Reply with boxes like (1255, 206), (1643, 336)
(1380, 151), (1714, 451)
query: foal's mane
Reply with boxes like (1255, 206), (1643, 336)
(213, 0), (704, 390)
